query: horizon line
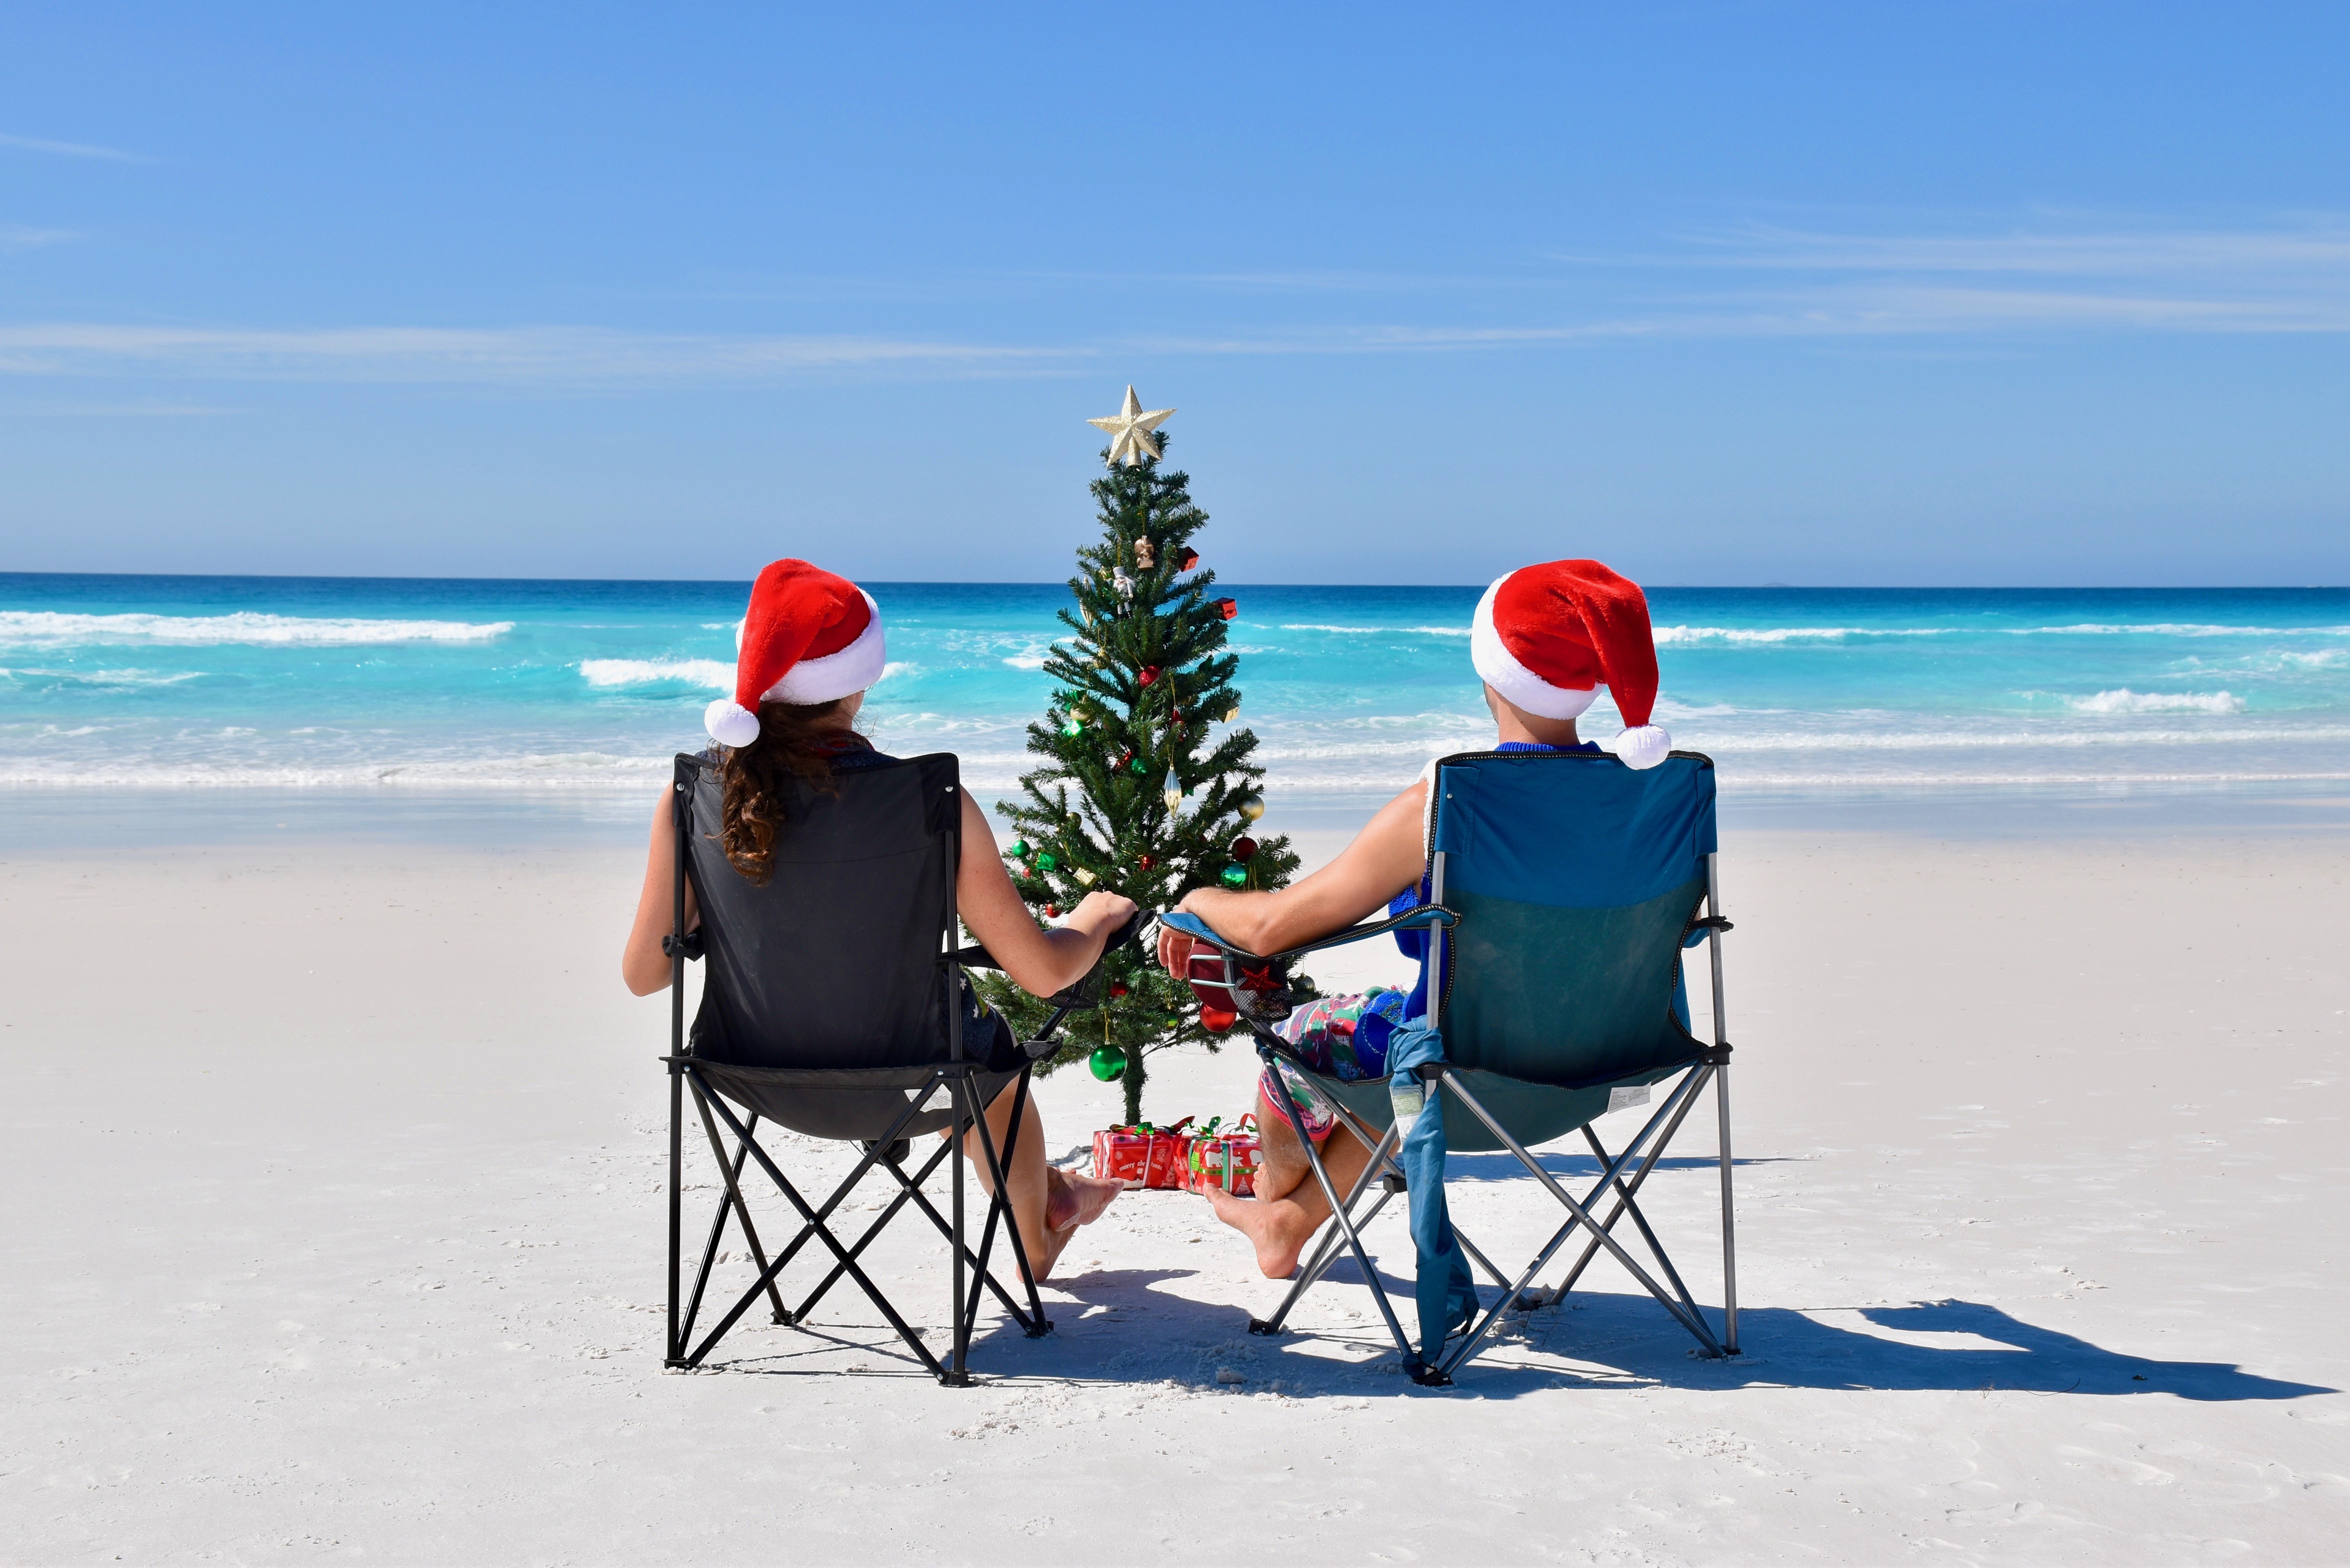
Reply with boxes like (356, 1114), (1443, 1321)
(2, 569), (2344, 592)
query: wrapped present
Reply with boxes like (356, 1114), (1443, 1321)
(1185, 1112), (1261, 1198)
(1091, 1116), (1195, 1188)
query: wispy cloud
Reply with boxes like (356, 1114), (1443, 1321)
(0, 227), (79, 253)
(1656, 221), (2350, 278)
(2, 217), (2343, 387)
(0, 131), (148, 163)
(0, 323), (1079, 382)
(0, 398), (236, 417)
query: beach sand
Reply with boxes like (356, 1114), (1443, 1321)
(3, 825), (2346, 1563)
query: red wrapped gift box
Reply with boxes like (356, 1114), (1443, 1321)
(1185, 1113), (1261, 1197)
(1091, 1116), (1195, 1189)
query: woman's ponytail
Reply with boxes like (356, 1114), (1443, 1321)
(715, 697), (866, 883)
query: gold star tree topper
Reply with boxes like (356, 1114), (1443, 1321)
(1087, 385), (1175, 466)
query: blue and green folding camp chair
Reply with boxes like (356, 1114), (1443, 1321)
(1159, 747), (1740, 1386)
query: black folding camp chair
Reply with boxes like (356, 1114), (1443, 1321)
(1160, 748), (1740, 1385)
(659, 750), (1122, 1386)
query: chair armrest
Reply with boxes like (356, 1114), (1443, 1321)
(1155, 904), (1457, 966)
(949, 908), (1146, 1011)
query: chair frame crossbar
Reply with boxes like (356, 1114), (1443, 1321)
(664, 1055), (1050, 1385)
(1228, 841), (1743, 1386)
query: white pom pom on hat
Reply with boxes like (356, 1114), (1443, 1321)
(1469, 559), (1674, 769)
(704, 698), (763, 750)
(705, 559), (886, 748)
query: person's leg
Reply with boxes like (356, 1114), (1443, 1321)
(1207, 1080), (1374, 1278)
(952, 1085), (1118, 1281)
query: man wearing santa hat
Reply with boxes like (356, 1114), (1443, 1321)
(1155, 558), (1675, 1279)
(621, 559), (1134, 1279)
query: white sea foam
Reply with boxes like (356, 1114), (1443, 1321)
(1637, 622), (2350, 646)
(0, 752), (677, 788)
(2021, 622), (2350, 638)
(579, 658), (733, 689)
(0, 610), (515, 647)
(1650, 625), (1946, 644)
(581, 656), (911, 689)
(0, 665), (205, 688)
(2063, 688), (2245, 714)
(1276, 624), (1472, 637)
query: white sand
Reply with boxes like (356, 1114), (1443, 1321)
(3, 828), (2346, 1564)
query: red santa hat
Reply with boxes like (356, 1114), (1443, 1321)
(703, 559), (886, 750)
(1469, 559), (1673, 770)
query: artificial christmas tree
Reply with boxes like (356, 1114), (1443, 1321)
(972, 388), (1306, 1125)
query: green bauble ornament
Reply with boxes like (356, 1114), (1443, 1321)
(1128, 757), (1149, 776)
(1060, 716), (1085, 738)
(1034, 851), (1057, 872)
(1011, 839), (1032, 859)
(1088, 1045), (1128, 1082)
(1219, 863), (1249, 889)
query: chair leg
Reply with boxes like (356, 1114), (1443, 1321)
(1717, 1062), (1741, 1355)
(680, 1114), (791, 1347)
(958, 1069), (1049, 1341)
(666, 1062), (684, 1366)
(1252, 1119), (1400, 1335)
(1263, 1065), (1420, 1368)
(948, 1077), (970, 1386)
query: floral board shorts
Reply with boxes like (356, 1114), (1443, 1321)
(1257, 988), (1410, 1143)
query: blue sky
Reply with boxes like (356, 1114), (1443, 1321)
(1, 2), (2343, 585)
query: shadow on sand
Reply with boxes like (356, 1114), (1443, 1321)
(961, 1269), (2336, 1404)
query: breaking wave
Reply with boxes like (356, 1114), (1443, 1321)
(2062, 688), (2245, 714)
(0, 610), (514, 647)
(579, 658), (733, 689)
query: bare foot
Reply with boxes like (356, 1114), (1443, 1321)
(1206, 1184), (1311, 1278)
(1031, 1217), (1080, 1282)
(1045, 1167), (1123, 1231)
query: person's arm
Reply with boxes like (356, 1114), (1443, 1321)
(1156, 780), (1426, 973)
(621, 786), (701, 996)
(956, 792), (1137, 997)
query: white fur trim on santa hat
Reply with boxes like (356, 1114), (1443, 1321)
(1470, 574), (1600, 721)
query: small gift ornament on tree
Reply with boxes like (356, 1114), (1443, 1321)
(971, 386), (1306, 1124)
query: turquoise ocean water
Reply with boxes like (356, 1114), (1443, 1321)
(4, 573), (2347, 835)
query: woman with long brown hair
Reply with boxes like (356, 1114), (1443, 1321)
(622, 560), (1127, 1279)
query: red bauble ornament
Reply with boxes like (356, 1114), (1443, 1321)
(1178, 547), (1200, 572)
(1044, 903), (1059, 918)
(1138, 854), (1155, 870)
(1200, 1003), (1238, 1032)
(1138, 666), (1160, 687)
(1110, 982), (1129, 999)
(1212, 597), (1238, 621)
(1230, 835), (1259, 862)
